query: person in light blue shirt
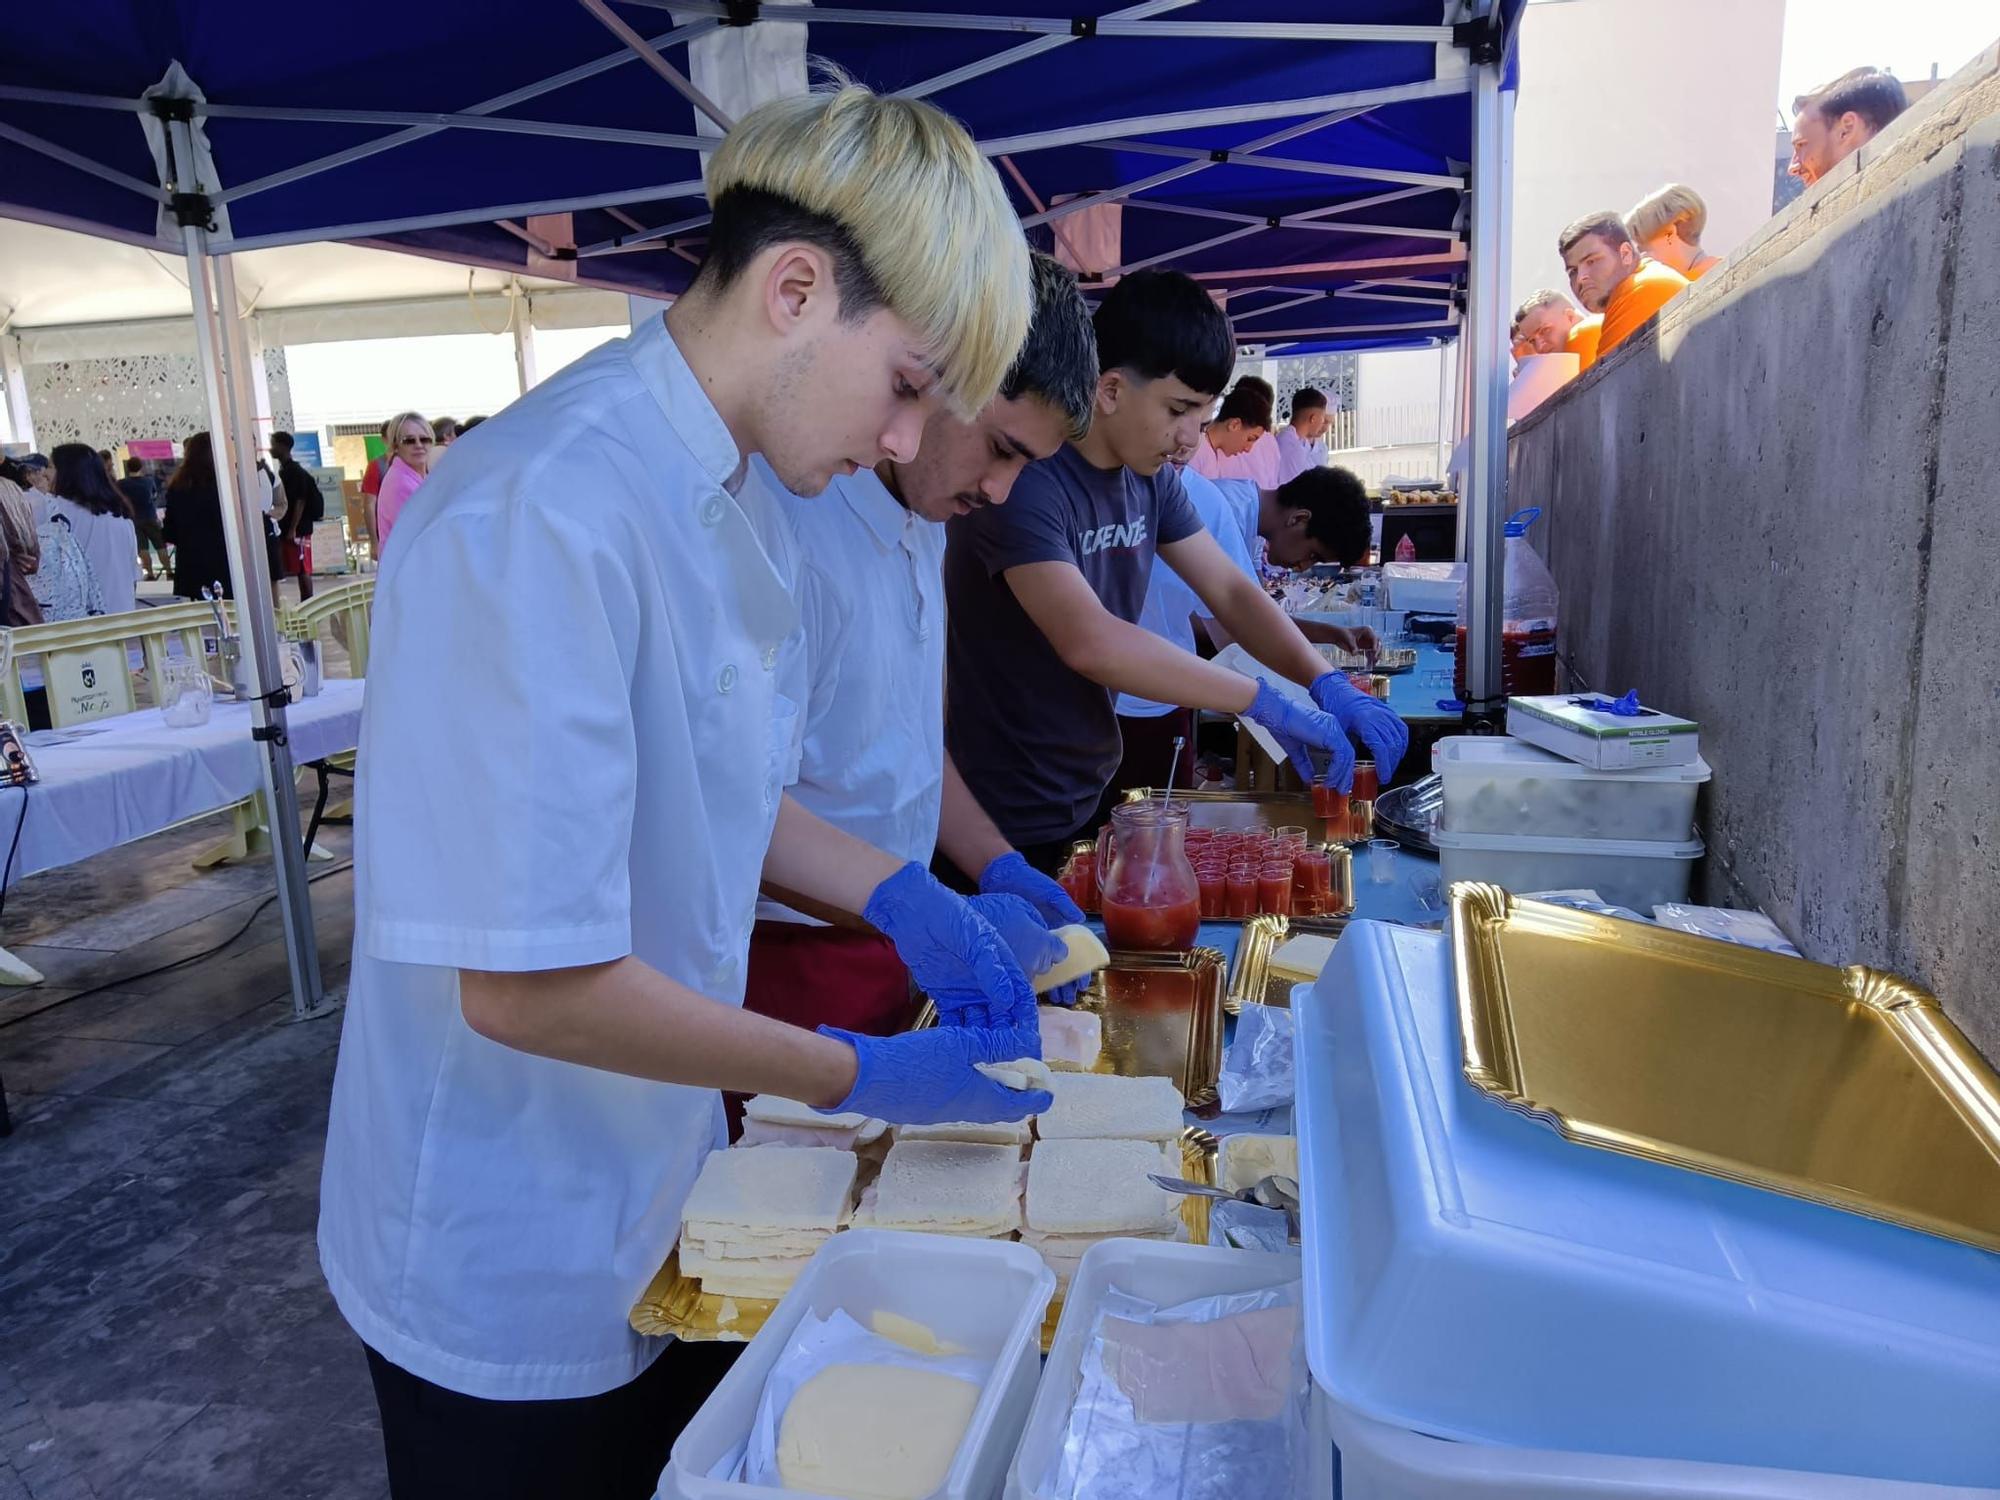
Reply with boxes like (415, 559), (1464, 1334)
(1110, 456), (1379, 795)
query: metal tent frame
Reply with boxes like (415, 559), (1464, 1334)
(0, 1), (1523, 1021)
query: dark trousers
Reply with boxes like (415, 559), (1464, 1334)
(366, 1338), (741, 1500)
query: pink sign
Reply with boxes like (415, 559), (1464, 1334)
(127, 439), (176, 460)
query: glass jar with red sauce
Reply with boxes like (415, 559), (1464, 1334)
(1096, 799), (1200, 950)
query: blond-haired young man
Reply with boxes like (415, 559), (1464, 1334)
(320, 81), (1044, 1497)
(1627, 183), (1722, 280)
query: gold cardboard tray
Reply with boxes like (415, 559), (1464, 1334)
(1115, 789), (1357, 932)
(633, 1129), (1219, 1349)
(1227, 917), (1346, 1013)
(1450, 883), (2000, 1254)
(1098, 946), (1227, 1108)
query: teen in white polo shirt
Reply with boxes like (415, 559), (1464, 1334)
(318, 84), (1048, 1500)
(748, 254), (1100, 1045)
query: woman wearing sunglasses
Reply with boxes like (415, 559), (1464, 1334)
(372, 412), (435, 554)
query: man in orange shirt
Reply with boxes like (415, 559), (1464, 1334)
(1627, 184), (1722, 280)
(1559, 212), (1688, 366)
(1790, 69), (1909, 187)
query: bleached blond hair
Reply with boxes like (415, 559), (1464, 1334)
(702, 76), (1030, 415)
(1626, 184), (1709, 248)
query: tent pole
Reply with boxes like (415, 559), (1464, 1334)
(176, 198), (328, 1022)
(1461, 58), (1514, 713)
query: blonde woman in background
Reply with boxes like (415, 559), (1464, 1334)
(1626, 184), (1723, 281)
(371, 411), (433, 554)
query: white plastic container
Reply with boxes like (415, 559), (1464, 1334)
(1006, 1239), (1323, 1500)
(1437, 736), (1711, 842)
(1322, 1391), (1994, 1499)
(1433, 825), (1702, 910)
(1295, 922), (2000, 1488)
(1382, 560), (1462, 614)
(1508, 693), (1701, 770)
(662, 1230), (1055, 1500)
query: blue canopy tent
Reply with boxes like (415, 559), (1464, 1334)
(0, 1), (1525, 1017)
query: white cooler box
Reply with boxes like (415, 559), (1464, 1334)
(1381, 561), (1463, 614)
(1437, 736), (1711, 842)
(1296, 922), (2000, 1490)
(661, 1230), (1054, 1500)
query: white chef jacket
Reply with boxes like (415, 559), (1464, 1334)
(757, 463), (946, 925)
(1275, 426), (1327, 483)
(317, 311), (802, 1401)
(1117, 473), (1261, 719)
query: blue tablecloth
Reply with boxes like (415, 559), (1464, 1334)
(1186, 842), (1441, 969)
(1383, 644), (1461, 724)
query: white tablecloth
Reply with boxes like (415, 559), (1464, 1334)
(0, 678), (365, 880)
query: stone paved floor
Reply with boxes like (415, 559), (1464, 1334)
(0, 810), (385, 1499)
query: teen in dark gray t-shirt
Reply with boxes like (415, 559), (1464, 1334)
(944, 443), (1202, 845)
(938, 270), (1410, 859)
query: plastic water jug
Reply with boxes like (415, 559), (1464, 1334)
(1455, 507), (1559, 698)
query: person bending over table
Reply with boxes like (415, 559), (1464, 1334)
(745, 253), (1100, 1050)
(942, 269), (1409, 873)
(317, 82), (1057, 1500)
(1110, 457), (1378, 802)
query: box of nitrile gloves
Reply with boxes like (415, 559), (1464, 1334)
(1506, 694), (1700, 770)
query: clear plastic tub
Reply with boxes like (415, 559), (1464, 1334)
(1433, 826), (1702, 910)
(1321, 1391), (1994, 1499)
(1006, 1239), (1324, 1500)
(1437, 736), (1711, 842)
(662, 1230), (1055, 1500)
(1295, 922), (2000, 1487)
(1382, 561), (1462, 614)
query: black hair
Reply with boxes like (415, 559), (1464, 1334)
(0, 458), (24, 487)
(1812, 70), (1908, 132)
(270, 431), (294, 455)
(1214, 383), (1272, 429)
(999, 253), (1098, 440)
(51, 442), (133, 519)
(123, 456), (146, 475)
(1278, 465), (1371, 565)
(1559, 211), (1631, 256)
(460, 416), (488, 432)
(1090, 269), (1234, 396)
(693, 186), (884, 324)
(1289, 387), (1327, 416)
(96, 448), (113, 463)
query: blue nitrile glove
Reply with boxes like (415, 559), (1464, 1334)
(979, 850), (1086, 926)
(1310, 670), (1410, 784)
(864, 862), (1037, 1029)
(965, 892), (1085, 1009)
(1242, 678), (1357, 793)
(977, 854), (1090, 1007)
(819, 1021), (1053, 1125)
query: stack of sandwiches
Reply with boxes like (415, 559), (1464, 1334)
(678, 1145), (859, 1299)
(854, 1138), (1025, 1240)
(736, 1093), (887, 1152)
(1022, 1073), (1187, 1288)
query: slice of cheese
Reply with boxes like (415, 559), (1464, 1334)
(1034, 1071), (1184, 1143)
(870, 1310), (965, 1357)
(744, 1094), (877, 1132)
(1219, 1133), (1299, 1196)
(1033, 924), (1110, 993)
(778, 1362), (981, 1500)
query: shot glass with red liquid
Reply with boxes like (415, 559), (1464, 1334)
(1224, 864), (1259, 919)
(1257, 860), (1295, 916)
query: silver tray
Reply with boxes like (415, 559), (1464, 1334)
(1373, 774), (1441, 855)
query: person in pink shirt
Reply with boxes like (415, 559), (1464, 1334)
(1189, 381), (1280, 485)
(373, 411), (434, 552)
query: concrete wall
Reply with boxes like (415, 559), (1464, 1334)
(1510, 0), (1786, 312)
(1507, 45), (2000, 1061)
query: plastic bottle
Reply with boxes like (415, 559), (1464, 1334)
(1455, 507), (1558, 699)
